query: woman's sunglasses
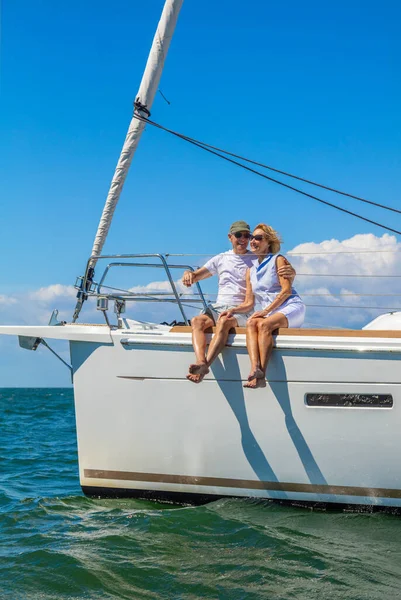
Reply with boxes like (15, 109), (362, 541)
(250, 234), (265, 241)
(233, 232), (251, 239)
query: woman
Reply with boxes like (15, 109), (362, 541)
(220, 223), (305, 389)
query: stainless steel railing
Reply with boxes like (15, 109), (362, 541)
(75, 253), (208, 326)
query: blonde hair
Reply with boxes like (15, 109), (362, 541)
(253, 223), (281, 254)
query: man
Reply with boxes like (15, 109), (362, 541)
(182, 220), (295, 383)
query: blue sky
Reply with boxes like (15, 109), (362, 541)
(0, 0), (400, 385)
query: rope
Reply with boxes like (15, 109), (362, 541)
(135, 114), (401, 236)
(144, 119), (401, 215)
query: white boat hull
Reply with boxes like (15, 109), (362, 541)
(67, 326), (401, 507)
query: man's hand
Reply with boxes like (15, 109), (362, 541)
(182, 270), (195, 287)
(218, 310), (234, 320)
(277, 258), (296, 283)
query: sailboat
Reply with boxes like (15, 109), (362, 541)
(1, 0), (401, 508)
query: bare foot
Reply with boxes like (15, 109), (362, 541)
(247, 367), (264, 381)
(244, 377), (258, 389)
(189, 363), (209, 377)
(186, 372), (206, 384)
(244, 370), (266, 389)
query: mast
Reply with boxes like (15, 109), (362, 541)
(72, 0), (184, 321)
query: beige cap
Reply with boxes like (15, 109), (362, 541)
(229, 220), (251, 234)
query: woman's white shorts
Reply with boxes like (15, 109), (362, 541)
(267, 300), (306, 328)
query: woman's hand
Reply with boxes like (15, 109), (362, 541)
(248, 310), (267, 321)
(182, 270), (195, 287)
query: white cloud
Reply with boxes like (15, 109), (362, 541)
(129, 279), (186, 294)
(29, 284), (76, 303)
(0, 295), (17, 305)
(287, 233), (401, 328)
(0, 284), (93, 326)
(0, 278), (193, 329)
(127, 279), (199, 323)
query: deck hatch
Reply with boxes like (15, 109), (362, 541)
(306, 393), (393, 408)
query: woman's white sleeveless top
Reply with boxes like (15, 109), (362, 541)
(250, 254), (302, 310)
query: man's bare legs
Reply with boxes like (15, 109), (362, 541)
(244, 313), (288, 389)
(205, 314), (237, 367)
(187, 314), (238, 383)
(186, 314), (214, 383)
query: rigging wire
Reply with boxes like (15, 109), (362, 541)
(179, 292), (401, 297)
(96, 283), (401, 299)
(282, 273), (401, 278)
(165, 250), (401, 255)
(134, 114), (401, 236)
(141, 117), (401, 215)
(90, 286), (401, 312)
(305, 304), (401, 310)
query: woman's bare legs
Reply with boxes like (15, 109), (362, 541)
(259, 314), (288, 373)
(244, 313), (288, 389)
(245, 319), (263, 381)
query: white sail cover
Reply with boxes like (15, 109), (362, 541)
(90, 0), (184, 262)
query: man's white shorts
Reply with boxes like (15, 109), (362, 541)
(201, 303), (253, 327)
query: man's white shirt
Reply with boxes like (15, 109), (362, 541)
(203, 250), (258, 305)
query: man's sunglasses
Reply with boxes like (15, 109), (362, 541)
(233, 232), (251, 239)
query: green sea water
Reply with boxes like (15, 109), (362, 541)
(1, 388), (401, 599)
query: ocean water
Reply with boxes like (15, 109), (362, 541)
(2, 389), (401, 600)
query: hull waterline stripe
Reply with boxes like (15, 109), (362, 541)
(83, 470), (401, 499)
